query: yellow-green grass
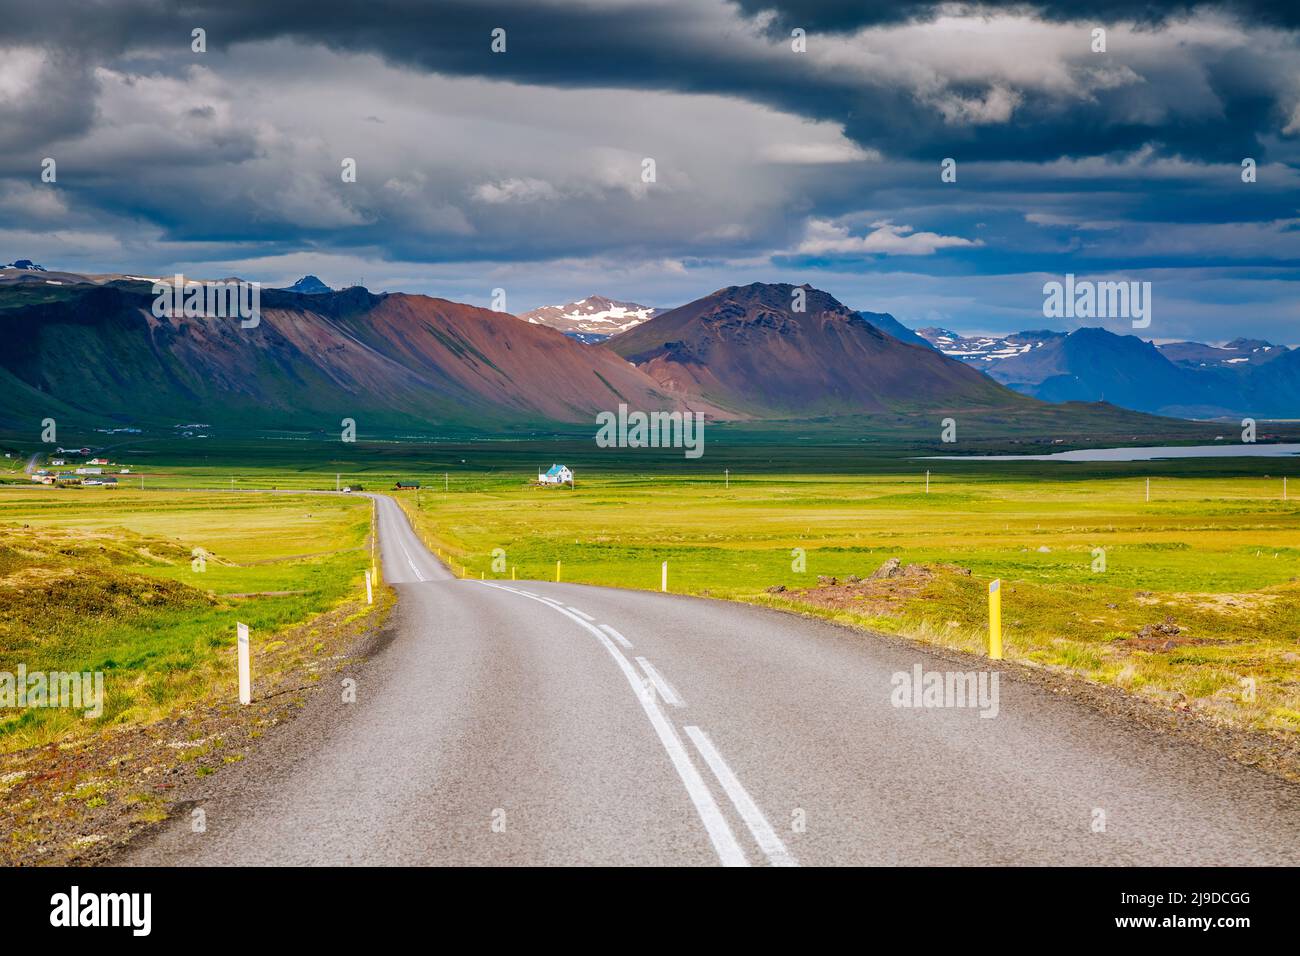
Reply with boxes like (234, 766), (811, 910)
(0, 488), (377, 751)
(398, 471), (1300, 735)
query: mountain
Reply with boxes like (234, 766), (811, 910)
(1158, 338), (1290, 369)
(4, 271), (1276, 434)
(518, 295), (658, 344)
(4, 259), (45, 271)
(1241, 348), (1300, 415)
(917, 327), (1065, 365)
(918, 325), (1300, 417)
(980, 327), (1300, 417)
(984, 328), (1213, 414)
(856, 311), (934, 349)
(0, 279), (713, 432)
(606, 282), (1027, 417)
(280, 275), (331, 295)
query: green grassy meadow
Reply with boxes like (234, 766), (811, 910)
(1, 429), (1298, 746)
(396, 467), (1300, 737)
(0, 487), (377, 751)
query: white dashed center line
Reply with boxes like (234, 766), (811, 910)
(475, 581), (797, 867)
(598, 623), (633, 649)
(685, 725), (798, 867)
(636, 657), (684, 707)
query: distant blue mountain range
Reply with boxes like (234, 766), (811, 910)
(857, 313), (1298, 418)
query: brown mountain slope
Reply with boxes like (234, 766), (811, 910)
(327, 293), (729, 421)
(0, 281), (713, 431)
(607, 282), (1030, 417)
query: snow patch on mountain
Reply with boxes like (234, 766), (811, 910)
(518, 295), (658, 343)
(917, 328), (1065, 364)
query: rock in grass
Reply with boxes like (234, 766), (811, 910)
(870, 557), (902, 580)
(1136, 616), (1182, 639)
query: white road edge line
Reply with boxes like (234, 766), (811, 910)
(684, 725), (798, 868)
(566, 606), (595, 621)
(478, 582), (748, 867)
(636, 657), (685, 708)
(598, 623), (633, 649)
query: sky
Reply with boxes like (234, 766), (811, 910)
(1, 0), (1298, 343)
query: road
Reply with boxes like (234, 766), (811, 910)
(122, 494), (1300, 865)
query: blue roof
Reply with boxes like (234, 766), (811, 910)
(544, 464), (568, 476)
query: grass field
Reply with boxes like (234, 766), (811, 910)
(0, 487), (377, 752)
(2, 432), (1298, 748)
(396, 468), (1300, 737)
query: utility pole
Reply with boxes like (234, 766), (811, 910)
(445, 472), (448, 492)
(725, 468), (729, 489)
(926, 470), (930, 494)
(336, 473), (340, 492)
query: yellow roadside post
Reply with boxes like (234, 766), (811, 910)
(511, 566), (516, 580)
(661, 561), (668, 592)
(988, 579), (1003, 660)
(556, 560), (562, 582)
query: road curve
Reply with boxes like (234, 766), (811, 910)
(121, 494), (1300, 866)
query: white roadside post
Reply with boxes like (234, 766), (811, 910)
(237, 622), (251, 705)
(926, 470), (930, 494)
(1145, 477), (1150, 502)
(365, 570), (373, 604)
(661, 561), (668, 593)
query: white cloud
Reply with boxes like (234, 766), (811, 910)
(0, 182), (69, 220)
(796, 218), (981, 256)
(0, 47), (46, 103)
(473, 177), (561, 204)
(758, 140), (879, 164)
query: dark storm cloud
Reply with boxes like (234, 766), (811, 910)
(1, 0), (1296, 164)
(729, 0), (1300, 31)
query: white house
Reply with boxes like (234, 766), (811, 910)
(538, 464), (574, 485)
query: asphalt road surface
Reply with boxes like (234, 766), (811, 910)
(123, 494), (1300, 866)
